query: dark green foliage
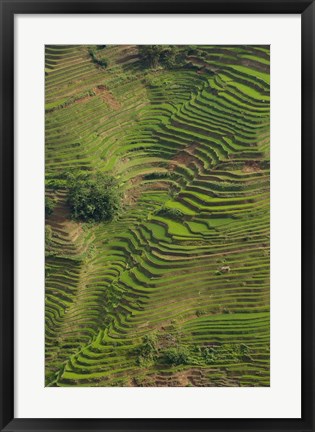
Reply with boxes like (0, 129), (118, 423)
(45, 196), (56, 216)
(199, 343), (252, 365)
(163, 346), (192, 366)
(135, 332), (158, 367)
(88, 46), (108, 68)
(138, 45), (163, 68)
(186, 46), (206, 57)
(143, 172), (169, 180)
(138, 45), (190, 70)
(67, 172), (121, 222)
(156, 207), (184, 221)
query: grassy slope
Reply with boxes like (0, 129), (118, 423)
(45, 45), (270, 387)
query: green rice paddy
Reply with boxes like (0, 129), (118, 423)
(45, 45), (270, 387)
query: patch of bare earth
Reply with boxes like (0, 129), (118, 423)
(242, 161), (262, 173)
(131, 369), (212, 387)
(94, 85), (121, 110)
(123, 175), (144, 206)
(148, 181), (170, 191)
(75, 95), (92, 105)
(154, 370), (192, 387)
(73, 85), (121, 110)
(123, 177), (170, 207)
(169, 142), (199, 171)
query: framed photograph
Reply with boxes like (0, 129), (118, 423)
(0, 0), (314, 431)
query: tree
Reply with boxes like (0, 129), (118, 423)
(67, 172), (121, 222)
(138, 45), (164, 68)
(139, 45), (189, 70)
(135, 332), (158, 367)
(163, 346), (191, 366)
(88, 47), (108, 68)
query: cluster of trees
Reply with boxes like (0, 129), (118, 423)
(135, 331), (192, 367)
(197, 343), (252, 365)
(67, 171), (122, 222)
(138, 45), (190, 69)
(135, 333), (159, 367)
(163, 346), (192, 366)
(45, 171), (122, 223)
(138, 45), (206, 70)
(134, 331), (252, 368)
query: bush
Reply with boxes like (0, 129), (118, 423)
(163, 346), (191, 366)
(45, 197), (56, 217)
(67, 172), (121, 222)
(156, 207), (184, 221)
(88, 46), (108, 68)
(143, 172), (169, 180)
(139, 45), (164, 68)
(135, 332), (158, 366)
(139, 45), (189, 70)
(199, 343), (252, 364)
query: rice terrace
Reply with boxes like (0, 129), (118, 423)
(45, 45), (270, 387)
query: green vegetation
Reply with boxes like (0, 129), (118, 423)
(45, 225), (53, 244)
(45, 44), (270, 387)
(45, 196), (56, 216)
(155, 207), (184, 221)
(139, 45), (189, 69)
(135, 333), (159, 366)
(88, 46), (109, 68)
(163, 346), (192, 366)
(67, 172), (121, 222)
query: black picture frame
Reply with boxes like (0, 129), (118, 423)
(0, 1), (314, 431)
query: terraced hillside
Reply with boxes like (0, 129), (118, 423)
(45, 45), (270, 387)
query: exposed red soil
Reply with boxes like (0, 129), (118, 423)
(75, 95), (92, 105)
(74, 85), (121, 110)
(169, 142), (199, 170)
(94, 85), (121, 110)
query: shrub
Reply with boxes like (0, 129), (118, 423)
(88, 46), (108, 68)
(139, 45), (189, 70)
(196, 309), (207, 317)
(45, 197), (56, 216)
(135, 332), (158, 366)
(143, 172), (168, 180)
(156, 207), (184, 221)
(67, 172), (122, 222)
(199, 343), (252, 364)
(139, 45), (164, 68)
(163, 346), (191, 366)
